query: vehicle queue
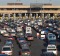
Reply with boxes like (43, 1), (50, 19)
(0, 18), (60, 56)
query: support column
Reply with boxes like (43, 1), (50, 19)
(8, 14), (10, 19)
(25, 13), (28, 19)
(2, 13), (5, 21)
(19, 13), (22, 19)
(30, 13), (32, 19)
(14, 13), (16, 23)
(47, 14), (50, 19)
(54, 13), (57, 19)
(36, 13), (38, 19)
(42, 13), (44, 19)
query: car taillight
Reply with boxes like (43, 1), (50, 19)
(9, 52), (12, 54)
(1, 52), (5, 54)
(12, 38), (14, 40)
(25, 52), (28, 54)
(27, 52), (30, 54)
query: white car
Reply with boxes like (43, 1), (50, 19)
(40, 34), (45, 39)
(0, 29), (6, 34)
(3, 32), (9, 37)
(47, 44), (57, 55)
(10, 29), (16, 36)
(1, 46), (13, 55)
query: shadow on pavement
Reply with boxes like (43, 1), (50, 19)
(43, 42), (48, 47)
(57, 45), (60, 51)
(56, 39), (60, 42)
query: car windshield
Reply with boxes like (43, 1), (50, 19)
(48, 35), (52, 38)
(22, 49), (30, 52)
(3, 47), (11, 51)
(6, 40), (12, 43)
(48, 46), (56, 48)
(19, 37), (25, 40)
(48, 34), (56, 40)
(6, 42), (12, 44)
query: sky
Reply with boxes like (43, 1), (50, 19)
(0, 0), (60, 5)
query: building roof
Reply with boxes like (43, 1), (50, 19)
(7, 3), (23, 5)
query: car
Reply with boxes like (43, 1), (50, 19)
(37, 19), (42, 26)
(17, 37), (26, 43)
(48, 27), (54, 31)
(40, 30), (47, 40)
(48, 33), (56, 40)
(16, 26), (22, 32)
(19, 49), (31, 56)
(16, 32), (24, 38)
(20, 42), (29, 49)
(5, 39), (13, 47)
(8, 36), (15, 40)
(9, 29), (16, 36)
(47, 44), (57, 55)
(40, 34), (46, 40)
(25, 34), (34, 41)
(1, 46), (13, 56)
(0, 29), (6, 35)
(5, 40), (13, 47)
(3, 32), (9, 37)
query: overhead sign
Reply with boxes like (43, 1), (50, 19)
(30, 3), (43, 8)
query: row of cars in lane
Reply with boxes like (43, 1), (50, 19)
(0, 19), (33, 56)
(0, 22), (16, 56)
(0, 18), (60, 56)
(46, 33), (57, 56)
(15, 26), (31, 56)
(31, 19), (58, 56)
(0, 27), (16, 37)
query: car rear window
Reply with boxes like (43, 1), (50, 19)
(3, 47), (11, 51)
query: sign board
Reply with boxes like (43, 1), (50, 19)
(26, 27), (32, 33)
(41, 31), (45, 34)
(30, 3), (43, 8)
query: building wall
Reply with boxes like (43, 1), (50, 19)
(0, 4), (60, 19)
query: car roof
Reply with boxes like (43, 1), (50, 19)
(3, 45), (11, 48)
(21, 44), (29, 49)
(17, 37), (25, 40)
(22, 49), (30, 52)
